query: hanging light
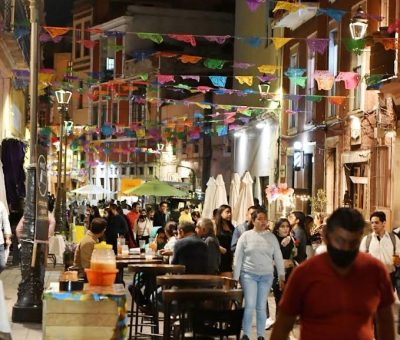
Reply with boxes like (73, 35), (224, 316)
(55, 89), (72, 105)
(349, 6), (368, 40)
(258, 82), (270, 97)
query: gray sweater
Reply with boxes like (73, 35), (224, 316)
(233, 229), (285, 281)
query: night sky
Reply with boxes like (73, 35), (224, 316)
(44, 0), (74, 26)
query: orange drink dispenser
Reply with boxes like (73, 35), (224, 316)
(85, 242), (118, 286)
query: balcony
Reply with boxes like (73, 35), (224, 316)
(272, 1), (319, 31)
(0, 0), (30, 67)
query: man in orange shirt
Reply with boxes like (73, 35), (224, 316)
(126, 202), (140, 232)
(271, 207), (395, 340)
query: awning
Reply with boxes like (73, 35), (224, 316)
(350, 176), (368, 184)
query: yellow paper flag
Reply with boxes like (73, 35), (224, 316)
(271, 37), (293, 49)
(258, 65), (277, 74)
(273, 1), (305, 13)
(38, 72), (55, 95)
(235, 76), (253, 86)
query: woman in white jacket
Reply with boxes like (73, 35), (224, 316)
(233, 209), (285, 340)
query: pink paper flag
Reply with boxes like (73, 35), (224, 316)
(157, 75), (175, 84)
(168, 34), (196, 47)
(204, 35), (231, 44)
(246, 0), (263, 12)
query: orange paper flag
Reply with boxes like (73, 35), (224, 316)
(44, 26), (71, 39)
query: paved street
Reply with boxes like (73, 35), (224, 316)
(1, 263), (400, 339)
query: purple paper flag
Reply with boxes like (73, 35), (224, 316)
(233, 62), (254, 69)
(204, 35), (231, 44)
(257, 74), (277, 82)
(246, 0), (263, 12)
(306, 38), (329, 55)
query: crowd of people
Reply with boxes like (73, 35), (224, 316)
(31, 197), (400, 339)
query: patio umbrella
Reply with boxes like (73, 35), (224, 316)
(229, 173), (241, 210)
(123, 179), (187, 197)
(254, 176), (262, 203)
(202, 177), (216, 219)
(214, 174), (228, 209)
(71, 184), (112, 195)
(233, 171), (254, 225)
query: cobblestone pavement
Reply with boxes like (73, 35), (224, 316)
(1, 265), (399, 339)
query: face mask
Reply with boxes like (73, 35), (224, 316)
(327, 243), (358, 268)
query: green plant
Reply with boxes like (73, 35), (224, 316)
(310, 189), (327, 214)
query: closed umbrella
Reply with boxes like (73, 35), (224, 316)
(123, 179), (187, 197)
(229, 173), (241, 210)
(0, 160), (8, 214)
(233, 171), (254, 225)
(254, 176), (262, 203)
(202, 177), (216, 219)
(214, 174), (228, 209)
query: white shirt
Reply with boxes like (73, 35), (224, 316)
(360, 232), (400, 273)
(0, 201), (11, 245)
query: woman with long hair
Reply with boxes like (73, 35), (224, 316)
(233, 209), (285, 340)
(159, 221), (178, 263)
(288, 211), (307, 264)
(215, 204), (235, 276)
(272, 218), (296, 315)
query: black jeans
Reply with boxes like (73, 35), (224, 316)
(272, 267), (294, 317)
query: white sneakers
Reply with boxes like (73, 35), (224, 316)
(265, 317), (275, 330)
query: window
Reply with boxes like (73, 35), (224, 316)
(305, 34), (316, 124)
(73, 16), (92, 61)
(106, 57), (115, 71)
(327, 27), (338, 118)
(130, 101), (146, 123)
(112, 102), (118, 123)
(130, 167), (136, 175)
(101, 103), (107, 126)
(121, 167), (127, 176)
(138, 167), (144, 176)
(194, 143), (199, 154)
(100, 37), (116, 80)
(92, 104), (98, 126)
(289, 45), (299, 130)
(148, 166), (154, 176)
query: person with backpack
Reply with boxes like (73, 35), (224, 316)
(360, 211), (400, 290)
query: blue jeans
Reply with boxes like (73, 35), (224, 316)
(0, 244), (5, 273)
(240, 271), (274, 337)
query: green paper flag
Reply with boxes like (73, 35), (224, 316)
(175, 84), (192, 90)
(305, 95), (323, 102)
(203, 58), (225, 70)
(241, 109), (253, 117)
(137, 33), (164, 44)
(139, 73), (149, 81)
(344, 38), (366, 55)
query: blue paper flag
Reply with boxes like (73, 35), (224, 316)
(209, 76), (227, 87)
(243, 36), (262, 48)
(317, 8), (346, 22)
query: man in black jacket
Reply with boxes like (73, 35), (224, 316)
(172, 222), (208, 274)
(153, 201), (169, 228)
(105, 204), (129, 254)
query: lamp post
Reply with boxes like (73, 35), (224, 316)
(349, 6), (368, 40)
(12, 0), (42, 323)
(54, 89), (72, 234)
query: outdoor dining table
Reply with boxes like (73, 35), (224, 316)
(115, 256), (163, 284)
(127, 263), (186, 339)
(156, 274), (225, 289)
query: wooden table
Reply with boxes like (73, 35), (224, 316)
(156, 274), (224, 289)
(43, 283), (127, 340)
(162, 288), (244, 339)
(127, 264), (185, 339)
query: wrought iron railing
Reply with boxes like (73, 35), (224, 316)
(0, 0), (30, 64)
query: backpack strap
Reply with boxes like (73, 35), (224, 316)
(365, 234), (372, 253)
(366, 232), (397, 255)
(389, 232), (397, 255)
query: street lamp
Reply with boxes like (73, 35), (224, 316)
(54, 89), (72, 234)
(349, 6), (368, 40)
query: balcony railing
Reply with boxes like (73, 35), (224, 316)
(0, 0), (30, 64)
